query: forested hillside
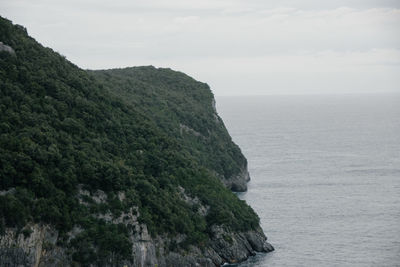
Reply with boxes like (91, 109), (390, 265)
(91, 67), (249, 191)
(0, 16), (272, 266)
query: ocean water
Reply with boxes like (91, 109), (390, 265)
(216, 94), (400, 267)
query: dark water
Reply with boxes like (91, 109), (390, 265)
(216, 94), (400, 267)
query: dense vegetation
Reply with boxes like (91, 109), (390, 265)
(0, 16), (259, 264)
(91, 67), (247, 181)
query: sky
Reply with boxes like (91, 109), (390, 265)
(1, 0), (399, 95)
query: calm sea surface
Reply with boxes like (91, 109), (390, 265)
(216, 94), (400, 267)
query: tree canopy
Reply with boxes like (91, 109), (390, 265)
(0, 16), (260, 264)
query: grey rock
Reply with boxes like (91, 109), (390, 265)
(207, 225), (270, 265)
(0, 202), (272, 267)
(203, 247), (224, 266)
(0, 187), (16, 196)
(0, 223), (273, 267)
(179, 123), (203, 138)
(0, 224), (68, 267)
(0, 247), (32, 267)
(0, 42), (15, 54)
(222, 167), (251, 192)
(178, 186), (210, 216)
(211, 99), (217, 113)
(244, 227), (268, 252)
(263, 241), (275, 252)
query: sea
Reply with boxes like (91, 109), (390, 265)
(216, 93), (400, 267)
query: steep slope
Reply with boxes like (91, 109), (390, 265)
(90, 67), (250, 191)
(0, 17), (273, 266)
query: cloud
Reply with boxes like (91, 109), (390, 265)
(1, 0), (399, 95)
(173, 16), (199, 24)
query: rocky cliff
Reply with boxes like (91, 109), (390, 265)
(91, 66), (252, 192)
(0, 16), (273, 266)
(0, 186), (273, 266)
(0, 224), (273, 267)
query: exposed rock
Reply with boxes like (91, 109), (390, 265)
(211, 99), (217, 113)
(176, 187), (272, 263)
(118, 191), (126, 201)
(0, 247), (32, 267)
(0, 221), (273, 267)
(0, 187), (15, 196)
(77, 184), (107, 205)
(207, 225), (274, 264)
(245, 227), (274, 253)
(213, 113), (220, 123)
(263, 242), (275, 252)
(0, 224), (68, 267)
(203, 246), (224, 266)
(164, 251), (215, 267)
(178, 186), (210, 216)
(179, 123), (203, 138)
(66, 226), (83, 242)
(211, 99), (221, 123)
(221, 167), (251, 192)
(0, 42), (15, 54)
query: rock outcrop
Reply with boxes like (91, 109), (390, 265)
(0, 224), (273, 267)
(0, 185), (273, 266)
(221, 167), (251, 192)
(0, 224), (67, 267)
(0, 42), (15, 54)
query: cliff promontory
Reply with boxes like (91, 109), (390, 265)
(0, 16), (273, 266)
(90, 66), (251, 192)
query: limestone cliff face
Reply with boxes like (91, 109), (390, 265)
(175, 96), (252, 192)
(0, 186), (273, 266)
(0, 224), (273, 267)
(220, 166), (251, 192)
(0, 224), (67, 267)
(211, 99), (251, 192)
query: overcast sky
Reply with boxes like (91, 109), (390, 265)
(1, 0), (399, 95)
